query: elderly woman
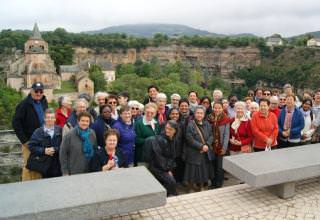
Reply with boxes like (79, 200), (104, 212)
(91, 104), (115, 148)
(167, 93), (181, 109)
(208, 102), (230, 188)
(63, 98), (89, 136)
(269, 96), (281, 118)
(300, 99), (315, 144)
(134, 103), (161, 166)
(94, 92), (109, 115)
(278, 93), (287, 109)
(249, 101), (259, 118)
(212, 89), (223, 105)
(60, 112), (97, 175)
(200, 96), (213, 116)
(229, 102), (253, 155)
(28, 108), (62, 178)
(278, 94), (304, 148)
(146, 120), (179, 196)
(155, 93), (169, 127)
(112, 105), (136, 167)
(55, 96), (72, 128)
(90, 129), (125, 172)
(128, 100), (143, 123)
(184, 106), (214, 192)
(251, 99), (278, 151)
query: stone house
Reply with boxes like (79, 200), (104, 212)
(307, 38), (320, 47)
(266, 36), (284, 47)
(76, 71), (94, 97)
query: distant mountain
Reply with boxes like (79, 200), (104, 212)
(84, 24), (256, 38)
(289, 30), (320, 39)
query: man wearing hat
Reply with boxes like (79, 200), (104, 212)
(12, 82), (48, 181)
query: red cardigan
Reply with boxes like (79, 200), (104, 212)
(229, 119), (253, 152)
(55, 108), (71, 127)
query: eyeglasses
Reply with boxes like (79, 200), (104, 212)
(35, 90), (43, 94)
(248, 93), (254, 96)
(131, 107), (139, 110)
(264, 93), (271, 96)
(108, 102), (117, 105)
(279, 98), (286, 101)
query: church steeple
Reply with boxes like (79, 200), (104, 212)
(31, 23), (42, 40)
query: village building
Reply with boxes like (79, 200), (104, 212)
(6, 23), (61, 101)
(307, 38), (320, 47)
(266, 35), (284, 47)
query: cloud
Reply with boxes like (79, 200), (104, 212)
(0, 0), (320, 36)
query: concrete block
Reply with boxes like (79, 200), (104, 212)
(267, 182), (295, 199)
(0, 166), (166, 220)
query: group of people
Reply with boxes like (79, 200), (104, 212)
(12, 82), (320, 196)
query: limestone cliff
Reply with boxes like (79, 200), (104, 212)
(73, 45), (261, 78)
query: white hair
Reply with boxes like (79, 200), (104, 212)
(74, 98), (88, 109)
(250, 102), (259, 109)
(128, 100), (140, 108)
(156, 93), (167, 101)
(213, 89), (223, 98)
(138, 103), (144, 112)
(94, 92), (109, 104)
(170, 93), (181, 100)
(270, 96), (279, 103)
(234, 101), (246, 110)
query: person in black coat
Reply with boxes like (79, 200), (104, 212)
(147, 120), (178, 196)
(12, 82), (48, 181)
(90, 128), (125, 172)
(28, 108), (62, 178)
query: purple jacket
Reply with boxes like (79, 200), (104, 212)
(112, 118), (136, 166)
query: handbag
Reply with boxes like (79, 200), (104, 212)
(193, 121), (215, 160)
(26, 154), (52, 175)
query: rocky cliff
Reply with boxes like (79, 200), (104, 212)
(73, 45), (261, 78)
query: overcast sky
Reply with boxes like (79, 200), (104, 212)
(1, 0), (320, 37)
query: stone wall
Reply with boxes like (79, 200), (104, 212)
(73, 46), (261, 77)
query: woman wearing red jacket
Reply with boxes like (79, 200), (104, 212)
(229, 101), (253, 155)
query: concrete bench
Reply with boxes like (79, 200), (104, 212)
(223, 144), (320, 199)
(0, 166), (166, 220)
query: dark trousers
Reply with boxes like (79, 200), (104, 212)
(278, 139), (301, 148)
(212, 155), (224, 188)
(173, 157), (185, 183)
(150, 167), (177, 196)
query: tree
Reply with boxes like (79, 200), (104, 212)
(89, 65), (107, 93)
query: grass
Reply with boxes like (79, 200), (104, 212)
(53, 81), (76, 94)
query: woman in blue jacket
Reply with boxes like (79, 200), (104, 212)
(278, 94), (305, 148)
(112, 105), (136, 167)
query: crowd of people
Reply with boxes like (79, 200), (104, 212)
(12, 81), (320, 196)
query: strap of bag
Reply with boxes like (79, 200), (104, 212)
(193, 121), (206, 145)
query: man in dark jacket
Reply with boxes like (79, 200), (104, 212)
(12, 82), (48, 181)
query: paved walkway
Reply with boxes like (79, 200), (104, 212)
(106, 178), (320, 220)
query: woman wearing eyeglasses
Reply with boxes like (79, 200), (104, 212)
(107, 94), (119, 120)
(200, 96), (213, 116)
(128, 100), (143, 123)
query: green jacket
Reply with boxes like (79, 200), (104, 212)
(134, 117), (161, 163)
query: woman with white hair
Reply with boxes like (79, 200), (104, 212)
(249, 102), (259, 118)
(167, 93), (181, 109)
(128, 100), (143, 123)
(55, 96), (72, 127)
(229, 101), (253, 155)
(212, 89), (223, 106)
(94, 92), (109, 115)
(155, 93), (169, 127)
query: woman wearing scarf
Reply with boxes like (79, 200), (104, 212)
(207, 101), (230, 189)
(134, 103), (161, 166)
(184, 106), (214, 192)
(300, 99), (315, 145)
(229, 101), (253, 155)
(90, 129), (125, 172)
(155, 93), (169, 128)
(60, 112), (97, 175)
(278, 94), (305, 148)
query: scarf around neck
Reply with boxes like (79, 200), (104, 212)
(76, 126), (94, 160)
(231, 116), (248, 133)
